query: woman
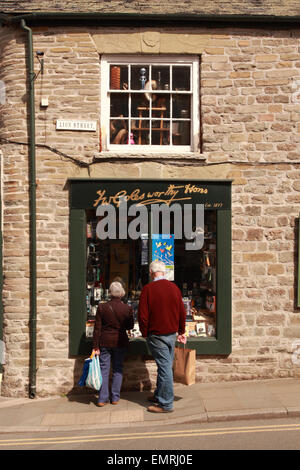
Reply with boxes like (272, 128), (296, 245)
(92, 281), (134, 407)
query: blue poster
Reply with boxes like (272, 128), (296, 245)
(152, 234), (174, 280)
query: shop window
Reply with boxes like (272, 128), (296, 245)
(85, 214), (149, 339)
(100, 55), (200, 152)
(85, 209), (217, 341)
(69, 179), (231, 356)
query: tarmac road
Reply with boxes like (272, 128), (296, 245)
(1, 417), (300, 451)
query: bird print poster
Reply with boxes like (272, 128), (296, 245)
(152, 234), (174, 280)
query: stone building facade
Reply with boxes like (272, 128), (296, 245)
(0, 2), (300, 397)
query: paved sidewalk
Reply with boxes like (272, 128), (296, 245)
(0, 378), (300, 433)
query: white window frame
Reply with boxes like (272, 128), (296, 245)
(100, 55), (200, 153)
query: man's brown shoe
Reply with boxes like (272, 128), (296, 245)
(111, 401), (119, 405)
(147, 405), (173, 413)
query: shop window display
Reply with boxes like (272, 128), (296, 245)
(84, 209), (217, 341)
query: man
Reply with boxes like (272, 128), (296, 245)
(138, 260), (186, 413)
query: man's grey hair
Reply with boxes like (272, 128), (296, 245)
(149, 260), (166, 274)
(109, 281), (125, 298)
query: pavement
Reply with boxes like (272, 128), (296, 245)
(0, 378), (300, 433)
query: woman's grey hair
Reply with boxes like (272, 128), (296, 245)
(149, 260), (166, 274)
(109, 281), (125, 298)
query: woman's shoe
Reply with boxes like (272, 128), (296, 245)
(96, 402), (109, 407)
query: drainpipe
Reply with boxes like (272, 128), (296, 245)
(20, 19), (37, 399)
(0, 151), (3, 388)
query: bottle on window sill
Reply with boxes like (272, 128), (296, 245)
(128, 133), (135, 145)
(157, 71), (161, 90)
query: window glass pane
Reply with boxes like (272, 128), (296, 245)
(131, 120), (150, 145)
(131, 93), (150, 118)
(110, 65), (128, 90)
(171, 121), (181, 145)
(110, 93), (128, 118)
(131, 65), (150, 90)
(151, 120), (170, 146)
(110, 119), (128, 144)
(172, 66), (190, 91)
(152, 66), (170, 91)
(152, 93), (170, 119)
(173, 120), (190, 145)
(172, 94), (191, 119)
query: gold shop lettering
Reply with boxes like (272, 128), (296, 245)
(184, 184), (208, 194)
(93, 183), (208, 208)
(93, 189), (145, 207)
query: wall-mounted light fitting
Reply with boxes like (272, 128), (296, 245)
(34, 51), (44, 80)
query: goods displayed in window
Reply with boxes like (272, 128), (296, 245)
(108, 62), (193, 147)
(85, 209), (216, 341)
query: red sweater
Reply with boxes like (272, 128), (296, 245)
(138, 279), (186, 338)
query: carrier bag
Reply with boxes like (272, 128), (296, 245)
(78, 355), (92, 387)
(85, 354), (102, 391)
(173, 345), (196, 386)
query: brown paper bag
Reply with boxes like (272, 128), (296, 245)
(173, 346), (196, 386)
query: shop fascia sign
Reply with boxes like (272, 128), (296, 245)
(93, 183), (208, 208)
(56, 119), (97, 131)
(93, 183), (205, 250)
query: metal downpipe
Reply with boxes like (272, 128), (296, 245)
(20, 19), (37, 399)
(0, 151), (3, 385)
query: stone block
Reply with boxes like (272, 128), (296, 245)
(243, 253), (275, 262)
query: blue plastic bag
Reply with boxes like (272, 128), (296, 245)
(85, 354), (102, 391)
(78, 356), (92, 387)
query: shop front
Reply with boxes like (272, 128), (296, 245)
(69, 178), (232, 358)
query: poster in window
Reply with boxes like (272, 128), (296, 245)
(152, 234), (174, 281)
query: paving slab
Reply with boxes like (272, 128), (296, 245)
(41, 411), (111, 426)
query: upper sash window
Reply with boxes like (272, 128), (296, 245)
(101, 55), (200, 153)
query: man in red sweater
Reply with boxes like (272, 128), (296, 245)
(138, 260), (186, 413)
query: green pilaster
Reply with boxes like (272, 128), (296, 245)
(69, 208), (88, 356)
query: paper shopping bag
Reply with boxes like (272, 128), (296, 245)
(173, 346), (196, 386)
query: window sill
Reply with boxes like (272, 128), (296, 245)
(94, 152), (206, 163)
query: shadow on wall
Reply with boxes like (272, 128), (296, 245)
(122, 354), (152, 392)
